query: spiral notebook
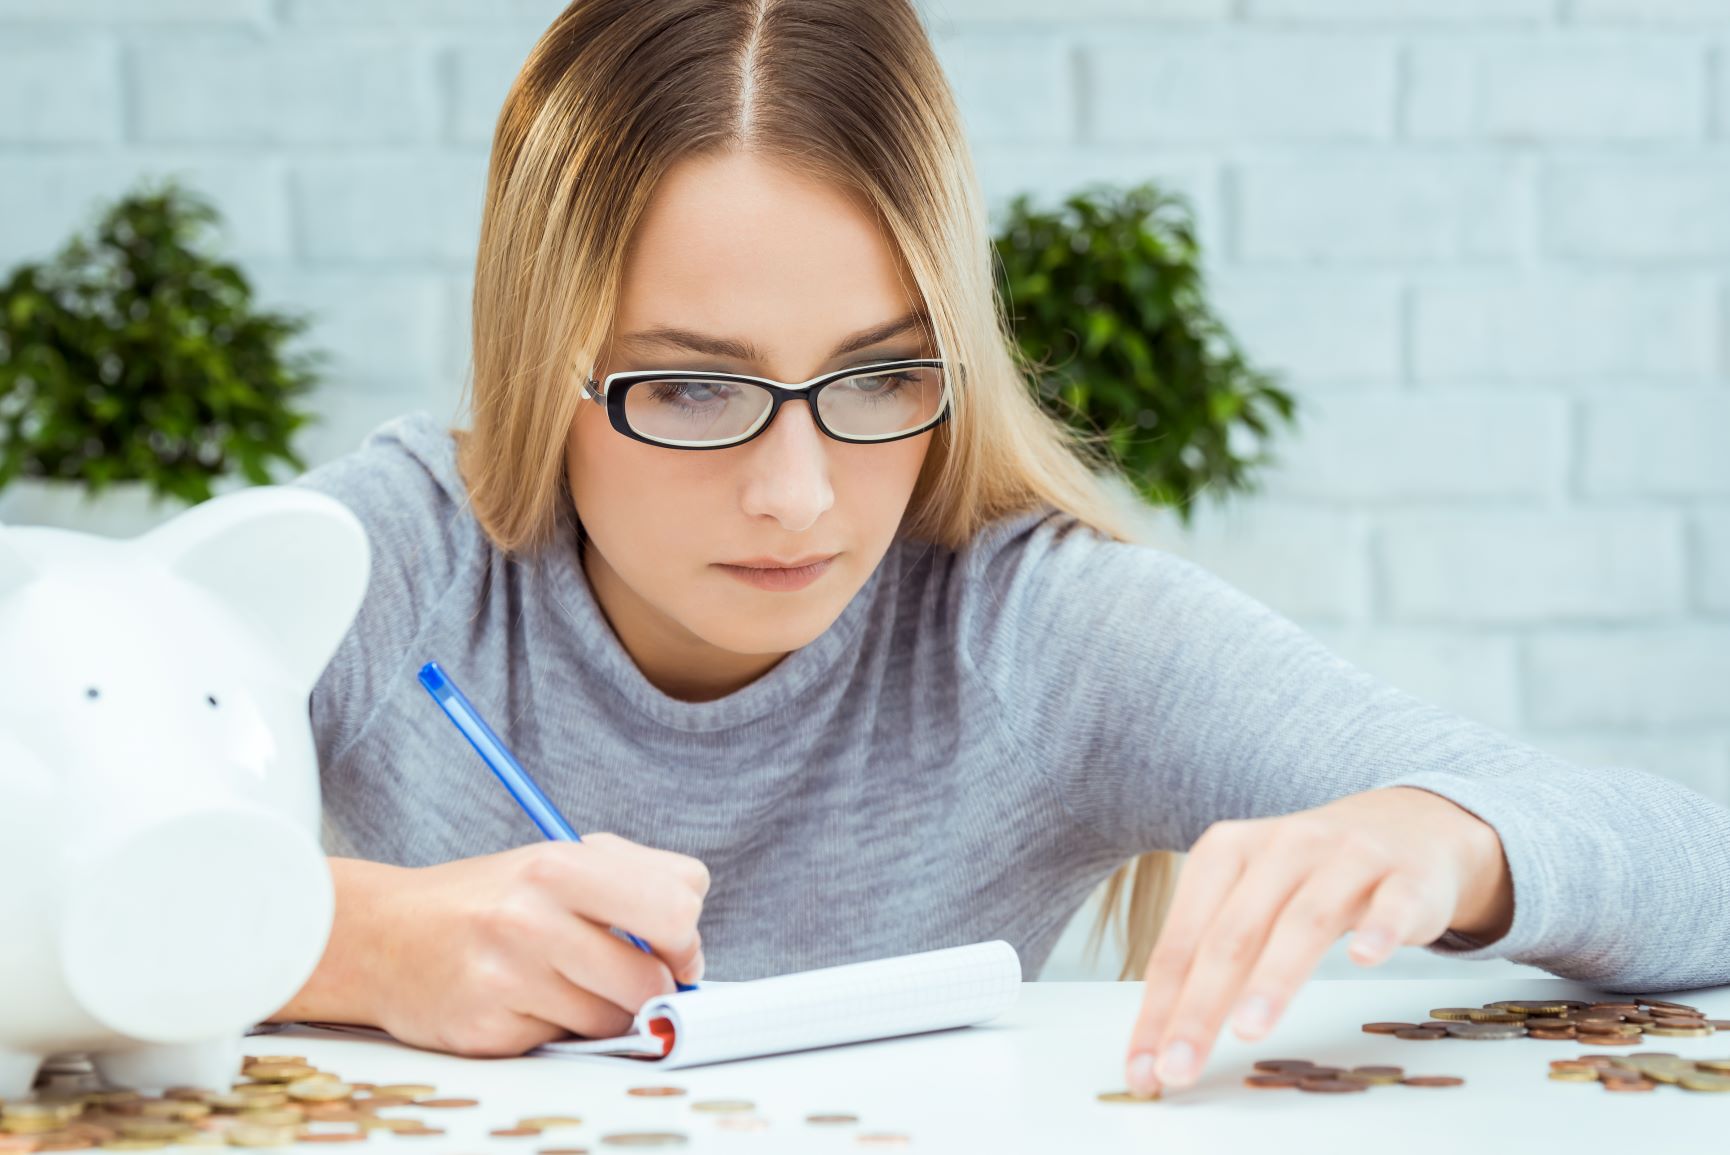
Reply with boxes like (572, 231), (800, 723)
(282, 940), (1021, 1070)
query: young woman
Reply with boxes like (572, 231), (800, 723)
(273, 0), (1730, 1098)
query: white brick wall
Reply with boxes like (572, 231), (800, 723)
(4, 0), (1726, 985)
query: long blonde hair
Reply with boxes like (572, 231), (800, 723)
(453, 0), (1181, 981)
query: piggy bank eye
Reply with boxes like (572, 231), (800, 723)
(85, 687), (100, 701)
(206, 694), (219, 709)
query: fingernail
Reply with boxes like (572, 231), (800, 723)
(1156, 1040), (1196, 1087)
(1233, 994), (1272, 1037)
(1127, 1052), (1159, 1096)
(1350, 928), (1391, 962)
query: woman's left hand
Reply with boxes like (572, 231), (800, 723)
(1123, 785), (1514, 1097)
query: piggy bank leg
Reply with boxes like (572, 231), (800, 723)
(0, 1046), (44, 1099)
(92, 1036), (241, 1095)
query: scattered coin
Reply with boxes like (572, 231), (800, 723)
(413, 1099), (478, 1110)
(1096, 1090), (1160, 1103)
(714, 1117), (770, 1132)
(805, 1113), (861, 1124)
(856, 1134), (911, 1147)
(623, 1088), (684, 1099)
(597, 1134), (687, 1149)
(518, 1117), (585, 1130)
(688, 1101), (754, 1114)
(1402, 1076), (1465, 1087)
(1296, 1078), (1367, 1094)
(490, 1128), (544, 1138)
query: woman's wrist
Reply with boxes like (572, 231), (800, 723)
(1445, 808), (1515, 944)
(266, 856), (409, 1025)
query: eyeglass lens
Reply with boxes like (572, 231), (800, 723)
(622, 364), (946, 447)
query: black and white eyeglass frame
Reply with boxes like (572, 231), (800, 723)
(578, 358), (954, 450)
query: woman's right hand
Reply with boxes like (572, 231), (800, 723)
(366, 833), (709, 1057)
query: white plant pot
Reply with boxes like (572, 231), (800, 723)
(0, 476), (250, 539)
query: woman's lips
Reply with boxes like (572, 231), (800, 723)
(712, 554), (837, 591)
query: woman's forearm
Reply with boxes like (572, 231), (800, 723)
(266, 856), (408, 1025)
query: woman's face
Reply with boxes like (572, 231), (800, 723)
(566, 149), (936, 693)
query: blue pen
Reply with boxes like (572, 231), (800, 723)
(417, 660), (698, 992)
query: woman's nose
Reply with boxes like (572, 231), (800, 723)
(737, 400), (834, 532)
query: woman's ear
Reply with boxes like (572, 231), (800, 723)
(139, 487), (371, 690)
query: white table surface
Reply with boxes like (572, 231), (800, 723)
(261, 977), (1730, 1153)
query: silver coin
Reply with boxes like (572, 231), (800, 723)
(1445, 1022), (1526, 1040)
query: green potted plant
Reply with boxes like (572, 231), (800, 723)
(992, 180), (1297, 527)
(0, 177), (323, 537)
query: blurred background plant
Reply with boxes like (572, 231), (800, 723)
(0, 176), (323, 508)
(992, 181), (1298, 525)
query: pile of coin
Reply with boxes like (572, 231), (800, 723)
(1363, 997), (1730, 1044)
(1242, 1060), (1462, 1092)
(0, 1057), (895, 1152)
(0, 1054), (472, 1150)
(1548, 1054), (1730, 1093)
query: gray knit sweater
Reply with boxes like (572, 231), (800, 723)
(289, 411), (1730, 988)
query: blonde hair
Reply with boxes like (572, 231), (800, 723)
(453, 0), (1181, 980)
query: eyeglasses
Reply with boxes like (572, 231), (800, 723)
(579, 358), (952, 450)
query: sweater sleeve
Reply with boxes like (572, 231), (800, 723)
(286, 410), (477, 771)
(956, 506), (1730, 993)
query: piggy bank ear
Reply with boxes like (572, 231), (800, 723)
(0, 523), (39, 602)
(0, 522), (35, 594)
(141, 487), (371, 689)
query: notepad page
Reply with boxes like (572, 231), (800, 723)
(538, 939), (1021, 1069)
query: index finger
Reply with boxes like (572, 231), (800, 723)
(1124, 825), (1252, 1092)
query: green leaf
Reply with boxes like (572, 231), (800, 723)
(0, 176), (324, 502)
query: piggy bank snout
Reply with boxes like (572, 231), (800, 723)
(59, 806), (334, 1044)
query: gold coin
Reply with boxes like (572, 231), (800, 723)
(173, 1133), (225, 1147)
(115, 1123), (190, 1143)
(372, 1086), (435, 1101)
(857, 1135), (911, 1148)
(1680, 1073), (1730, 1092)
(238, 1065), (314, 1084)
(1426, 1008), (1481, 1021)
(1695, 1059), (1730, 1073)
(624, 1088), (684, 1099)
(411, 1100), (477, 1110)
(99, 1143), (167, 1151)
(247, 1058), (306, 1068)
(235, 1111), (301, 1128)
(1548, 1070), (1598, 1082)
(597, 1134), (687, 1149)
(805, 1114), (861, 1124)
(490, 1128), (543, 1138)
(286, 1082), (351, 1104)
(1647, 1026), (1714, 1038)
(225, 1123), (299, 1148)
(1096, 1089), (1161, 1103)
(517, 1118), (583, 1130)
(689, 1101), (754, 1114)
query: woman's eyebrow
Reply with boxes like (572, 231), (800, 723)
(617, 309), (930, 362)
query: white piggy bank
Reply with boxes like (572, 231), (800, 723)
(0, 486), (369, 1097)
